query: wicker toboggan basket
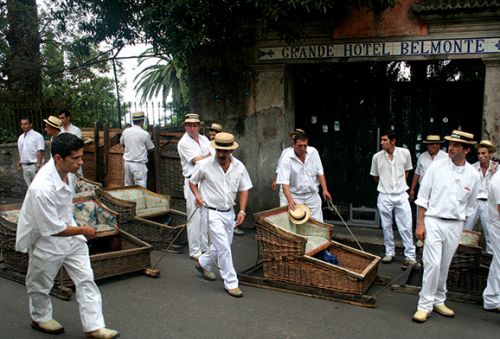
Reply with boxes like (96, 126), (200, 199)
(255, 207), (380, 295)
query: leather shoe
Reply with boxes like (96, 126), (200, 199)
(195, 262), (216, 281)
(483, 307), (500, 313)
(381, 255), (394, 264)
(433, 304), (454, 317)
(85, 327), (120, 338)
(412, 310), (430, 323)
(31, 319), (64, 334)
(225, 287), (243, 298)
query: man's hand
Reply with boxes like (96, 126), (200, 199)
(323, 191), (332, 202)
(409, 190), (415, 201)
(288, 199), (297, 211)
(415, 222), (426, 242)
(194, 195), (204, 207)
(236, 212), (245, 226)
(271, 181), (277, 191)
(80, 226), (97, 240)
(16, 163), (22, 172)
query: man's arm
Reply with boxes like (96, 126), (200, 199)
(191, 154), (211, 164)
(236, 190), (250, 226)
(189, 181), (204, 207)
(36, 150), (43, 172)
(409, 173), (420, 201)
(282, 184), (296, 210)
(415, 206), (426, 241)
(54, 225), (96, 240)
(372, 176), (379, 184)
(318, 174), (332, 202)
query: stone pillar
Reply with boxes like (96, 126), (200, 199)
(483, 59), (500, 158)
(248, 64), (294, 212)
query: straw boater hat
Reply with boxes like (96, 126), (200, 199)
(477, 140), (497, 153)
(184, 113), (201, 124)
(289, 128), (306, 138)
(209, 123), (223, 132)
(44, 116), (62, 129)
(132, 111), (145, 122)
(444, 130), (477, 145)
(211, 132), (238, 150)
(422, 135), (444, 144)
(288, 205), (311, 225)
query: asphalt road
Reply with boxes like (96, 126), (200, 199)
(0, 230), (498, 339)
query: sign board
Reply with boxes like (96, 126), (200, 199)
(258, 37), (500, 61)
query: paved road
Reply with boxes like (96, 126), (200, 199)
(0, 230), (498, 339)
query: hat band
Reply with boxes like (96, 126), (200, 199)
(451, 133), (471, 141)
(215, 141), (234, 147)
(292, 211), (306, 220)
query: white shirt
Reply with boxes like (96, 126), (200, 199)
(17, 129), (45, 163)
(472, 160), (496, 199)
(16, 158), (84, 254)
(120, 125), (154, 164)
(276, 146), (324, 195)
(61, 123), (83, 139)
(415, 158), (480, 221)
(190, 156), (253, 210)
(370, 147), (413, 194)
(487, 171), (500, 229)
(414, 150), (448, 182)
(275, 147), (292, 174)
(177, 132), (211, 178)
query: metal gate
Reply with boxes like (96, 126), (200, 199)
(293, 60), (484, 222)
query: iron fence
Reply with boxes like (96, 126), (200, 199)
(0, 101), (182, 143)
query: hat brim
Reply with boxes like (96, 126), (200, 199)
(444, 136), (477, 145)
(288, 205), (311, 225)
(44, 119), (61, 129)
(477, 143), (497, 153)
(422, 140), (444, 144)
(210, 140), (238, 150)
(184, 119), (201, 124)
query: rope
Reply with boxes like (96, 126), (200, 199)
(150, 205), (200, 270)
(325, 200), (364, 252)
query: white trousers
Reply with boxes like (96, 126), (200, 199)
(26, 239), (105, 332)
(464, 200), (492, 253)
(291, 192), (324, 222)
(184, 179), (208, 258)
(483, 220), (500, 309)
(198, 208), (238, 289)
(417, 216), (462, 312)
(377, 192), (416, 259)
(124, 161), (148, 187)
(22, 164), (36, 187)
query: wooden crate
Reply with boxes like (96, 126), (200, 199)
(255, 207), (380, 295)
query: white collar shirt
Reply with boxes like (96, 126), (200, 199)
(177, 132), (211, 178)
(472, 160), (496, 199)
(415, 158), (480, 221)
(16, 158), (83, 254)
(17, 129), (45, 163)
(120, 125), (154, 164)
(276, 146), (324, 195)
(275, 146), (293, 174)
(370, 147), (413, 194)
(414, 150), (448, 182)
(190, 156), (253, 210)
(487, 171), (500, 228)
(61, 123), (82, 139)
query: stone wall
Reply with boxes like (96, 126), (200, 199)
(0, 143), (28, 198)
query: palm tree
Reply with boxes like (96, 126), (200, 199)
(133, 48), (188, 114)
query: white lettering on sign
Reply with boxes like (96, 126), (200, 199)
(258, 38), (500, 61)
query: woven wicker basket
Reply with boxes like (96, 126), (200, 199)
(159, 140), (184, 198)
(450, 230), (482, 270)
(255, 207), (380, 295)
(106, 143), (125, 187)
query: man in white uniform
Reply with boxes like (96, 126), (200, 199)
(370, 131), (416, 265)
(409, 135), (448, 202)
(189, 132), (252, 298)
(177, 113), (212, 259)
(16, 133), (118, 338)
(483, 167), (500, 313)
(120, 112), (154, 187)
(463, 140), (498, 253)
(277, 131), (332, 222)
(272, 128), (304, 207)
(413, 130), (480, 323)
(17, 117), (45, 187)
(58, 109), (83, 139)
